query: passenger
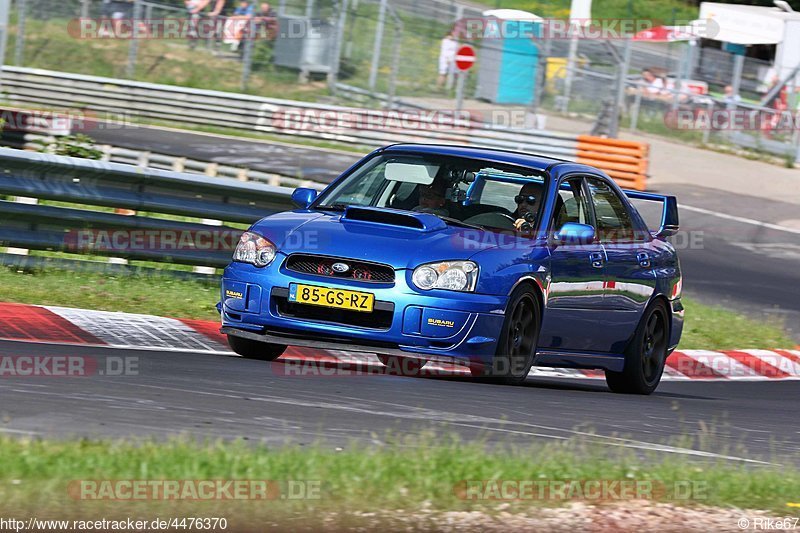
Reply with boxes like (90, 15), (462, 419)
(413, 180), (450, 218)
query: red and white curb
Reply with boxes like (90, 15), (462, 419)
(1, 303), (799, 381)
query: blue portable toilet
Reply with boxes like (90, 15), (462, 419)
(476, 10), (542, 105)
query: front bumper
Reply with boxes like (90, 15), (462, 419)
(219, 257), (508, 366)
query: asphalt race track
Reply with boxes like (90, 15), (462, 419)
(89, 125), (361, 184)
(1, 339), (797, 465)
(653, 184), (800, 341)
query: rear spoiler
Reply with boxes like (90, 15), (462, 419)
(624, 190), (679, 238)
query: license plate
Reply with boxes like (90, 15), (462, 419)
(288, 283), (374, 312)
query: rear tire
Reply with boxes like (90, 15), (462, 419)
(227, 335), (286, 361)
(377, 355), (426, 377)
(605, 301), (669, 395)
(471, 286), (541, 385)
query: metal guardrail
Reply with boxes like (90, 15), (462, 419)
(0, 148), (295, 269)
(0, 68), (586, 154)
(0, 66), (650, 189)
(23, 134), (329, 190)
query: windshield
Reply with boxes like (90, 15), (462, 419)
(315, 153), (547, 233)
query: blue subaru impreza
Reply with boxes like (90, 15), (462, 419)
(220, 144), (683, 394)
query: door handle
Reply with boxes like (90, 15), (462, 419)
(637, 251), (651, 268)
(589, 251), (604, 269)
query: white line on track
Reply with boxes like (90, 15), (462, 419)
(450, 422), (775, 465)
(682, 204), (800, 235)
(113, 382), (777, 465)
(0, 428), (39, 435)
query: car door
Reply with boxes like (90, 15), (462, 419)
(585, 177), (657, 352)
(539, 175), (617, 353)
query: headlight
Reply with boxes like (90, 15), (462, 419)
(412, 261), (478, 292)
(233, 231), (276, 267)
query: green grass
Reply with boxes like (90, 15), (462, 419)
(679, 296), (795, 350)
(0, 268), (794, 349)
(1, 435), (798, 521)
(0, 268), (218, 319)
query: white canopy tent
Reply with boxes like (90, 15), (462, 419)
(696, 2), (800, 103)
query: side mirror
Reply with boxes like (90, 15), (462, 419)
(291, 187), (317, 209)
(554, 222), (595, 245)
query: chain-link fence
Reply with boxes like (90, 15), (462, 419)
(538, 35), (799, 160)
(9, 0), (345, 97)
(7, 0), (480, 102)
(6, 0), (800, 161)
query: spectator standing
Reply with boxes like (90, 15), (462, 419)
(722, 84), (741, 107)
(224, 1), (255, 51)
(257, 2), (276, 17)
(255, 3), (278, 41)
(436, 31), (458, 89)
(641, 69), (666, 98)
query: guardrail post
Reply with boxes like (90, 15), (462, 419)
(194, 219), (223, 275)
(112, 203), (137, 276)
(5, 196), (37, 256)
(100, 145), (113, 161)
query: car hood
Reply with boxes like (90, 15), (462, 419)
(249, 208), (506, 269)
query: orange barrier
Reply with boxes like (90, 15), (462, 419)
(575, 135), (649, 191)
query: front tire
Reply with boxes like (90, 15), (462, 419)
(471, 287), (541, 385)
(605, 301), (669, 395)
(227, 335), (287, 361)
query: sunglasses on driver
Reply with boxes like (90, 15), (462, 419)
(514, 194), (537, 204)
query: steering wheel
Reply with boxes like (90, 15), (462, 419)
(463, 212), (517, 230)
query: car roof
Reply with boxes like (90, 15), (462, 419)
(380, 143), (568, 173)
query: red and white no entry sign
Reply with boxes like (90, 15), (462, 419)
(454, 45), (476, 71)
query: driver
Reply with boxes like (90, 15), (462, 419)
(413, 180), (449, 218)
(512, 181), (543, 232)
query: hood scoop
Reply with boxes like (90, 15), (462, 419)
(341, 206), (447, 232)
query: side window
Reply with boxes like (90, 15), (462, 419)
(478, 180), (526, 213)
(586, 178), (635, 242)
(552, 176), (591, 229)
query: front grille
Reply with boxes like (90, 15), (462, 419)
(285, 254), (395, 283)
(273, 294), (394, 330)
